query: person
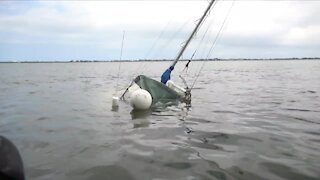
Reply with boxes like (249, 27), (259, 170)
(0, 136), (25, 180)
(161, 66), (174, 84)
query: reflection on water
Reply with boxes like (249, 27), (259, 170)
(111, 106), (119, 112)
(130, 109), (152, 120)
(82, 165), (135, 180)
(130, 109), (151, 128)
(0, 61), (320, 180)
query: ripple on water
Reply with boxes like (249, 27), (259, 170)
(260, 162), (319, 180)
(26, 167), (52, 180)
(1, 61), (320, 180)
(36, 117), (49, 121)
(78, 165), (135, 180)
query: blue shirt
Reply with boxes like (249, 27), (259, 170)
(161, 68), (172, 84)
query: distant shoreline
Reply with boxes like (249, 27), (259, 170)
(0, 58), (319, 63)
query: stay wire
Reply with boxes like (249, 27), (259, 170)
(206, 0), (235, 59)
(180, 0), (218, 75)
(154, 19), (192, 59)
(191, 0), (218, 60)
(179, 0), (216, 65)
(131, 19), (173, 79)
(191, 0), (235, 89)
(130, 18), (190, 81)
(145, 19), (172, 59)
(116, 30), (125, 90)
(180, 20), (212, 75)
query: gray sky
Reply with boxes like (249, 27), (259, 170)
(0, 0), (320, 61)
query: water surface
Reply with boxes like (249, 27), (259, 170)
(0, 60), (319, 180)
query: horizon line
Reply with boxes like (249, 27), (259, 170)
(1, 57), (319, 63)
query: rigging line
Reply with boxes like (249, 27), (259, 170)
(197, 0), (222, 59)
(189, 0), (218, 60)
(193, 1), (219, 60)
(189, 13), (214, 60)
(179, 24), (210, 74)
(180, 0), (218, 75)
(116, 30), (125, 90)
(153, 18), (192, 59)
(188, 1), (220, 74)
(179, 23), (210, 76)
(120, 31), (125, 61)
(191, 0), (235, 89)
(172, 0), (216, 68)
(130, 19), (191, 81)
(145, 19), (172, 59)
(131, 19), (173, 79)
(206, 0), (235, 59)
(157, 0), (214, 63)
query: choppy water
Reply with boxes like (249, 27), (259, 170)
(0, 60), (319, 180)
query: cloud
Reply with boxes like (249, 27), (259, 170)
(280, 25), (320, 47)
(0, 0), (320, 61)
(200, 0), (320, 58)
(0, 1), (207, 47)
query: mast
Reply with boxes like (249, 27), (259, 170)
(171, 0), (215, 67)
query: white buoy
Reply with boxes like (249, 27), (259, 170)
(130, 89), (152, 110)
(112, 96), (119, 107)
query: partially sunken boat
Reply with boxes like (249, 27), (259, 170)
(113, 0), (216, 110)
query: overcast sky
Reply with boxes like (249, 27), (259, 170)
(0, 0), (320, 61)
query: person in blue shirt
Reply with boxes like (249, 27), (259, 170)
(161, 66), (174, 84)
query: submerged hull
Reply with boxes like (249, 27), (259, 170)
(134, 75), (182, 104)
(121, 75), (184, 109)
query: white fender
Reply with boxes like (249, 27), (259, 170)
(130, 89), (152, 110)
(167, 80), (186, 97)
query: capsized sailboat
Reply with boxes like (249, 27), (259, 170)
(115, 0), (215, 110)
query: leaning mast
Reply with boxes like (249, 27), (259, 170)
(171, 0), (215, 67)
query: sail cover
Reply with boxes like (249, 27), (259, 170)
(134, 75), (182, 105)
